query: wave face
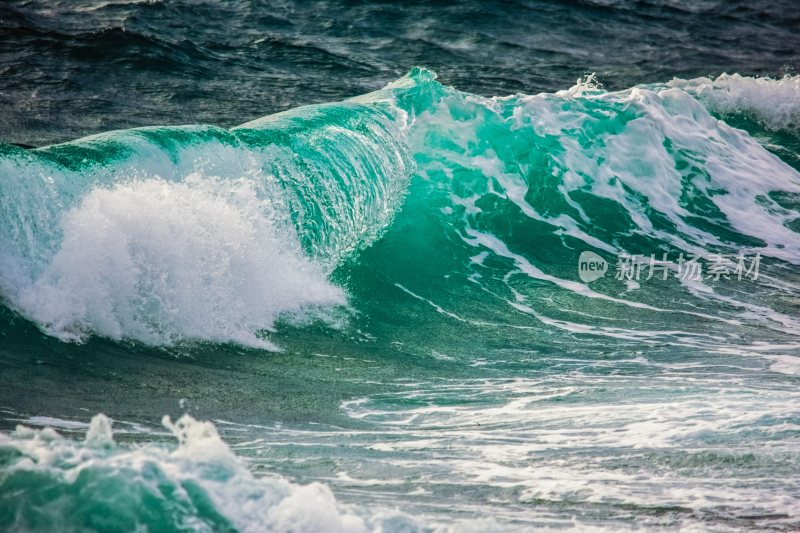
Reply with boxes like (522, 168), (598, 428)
(1, 69), (800, 530)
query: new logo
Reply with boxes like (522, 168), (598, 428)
(578, 251), (607, 282)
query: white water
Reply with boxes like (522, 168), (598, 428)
(14, 176), (344, 348)
(671, 73), (800, 132)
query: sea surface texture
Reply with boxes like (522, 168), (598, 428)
(1, 1), (799, 531)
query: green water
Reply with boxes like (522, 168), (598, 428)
(1, 68), (799, 531)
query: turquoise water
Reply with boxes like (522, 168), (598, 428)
(3, 0), (800, 528)
(1, 67), (799, 531)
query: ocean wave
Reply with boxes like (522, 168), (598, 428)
(1, 68), (799, 348)
(0, 80), (414, 347)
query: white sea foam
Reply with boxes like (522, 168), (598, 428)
(341, 374), (800, 528)
(14, 175), (344, 348)
(409, 77), (800, 270)
(0, 89), (415, 348)
(769, 354), (800, 376)
(533, 83), (800, 263)
(402, 77), (800, 347)
(670, 73), (800, 131)
(1, 414), (371, 532)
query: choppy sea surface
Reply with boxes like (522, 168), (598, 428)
(1, 1), (800, 531)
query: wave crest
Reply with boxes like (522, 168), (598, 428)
(670, 73), (800, 132)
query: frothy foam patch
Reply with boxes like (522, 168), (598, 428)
(15, 175), (344, 348)
(0, 414), (371, 532)
(768, 354), (800, 376)
(671, 73), (800, 131)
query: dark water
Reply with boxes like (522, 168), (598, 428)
(3, 0), (799, 146)
(1, 1), (799, 532)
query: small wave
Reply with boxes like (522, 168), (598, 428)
(0, 414), (412, 532)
